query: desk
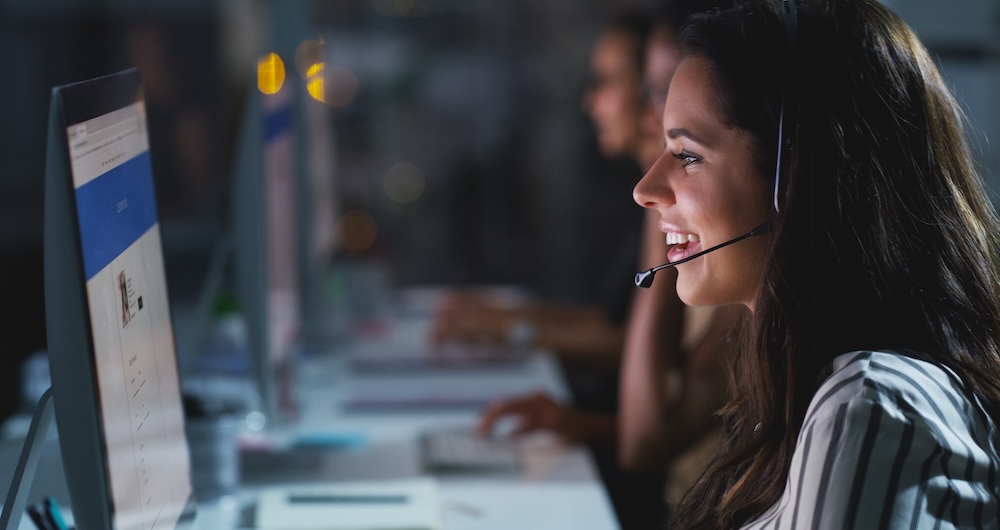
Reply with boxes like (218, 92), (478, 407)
(193, 311), (621, 530)
(1, 307), (621, 530)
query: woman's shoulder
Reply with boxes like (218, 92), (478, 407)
(806, 350), (994, 445)
(821, 350), (954, 394)
(748, 351), (1000, 530)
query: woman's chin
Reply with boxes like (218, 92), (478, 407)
(675, 275), (705, 306)
(676, 270), (735, 308)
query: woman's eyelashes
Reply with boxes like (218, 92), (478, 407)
(672, 149), (701, 166)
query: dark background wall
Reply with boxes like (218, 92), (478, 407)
(0, 0), (997, 423)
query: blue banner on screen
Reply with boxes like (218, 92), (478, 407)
(265, 103), (292, 142)
(74, 151), (158, 280)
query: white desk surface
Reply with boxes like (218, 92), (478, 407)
(2, 302), (621, 530)
(193, 310), (621, 530)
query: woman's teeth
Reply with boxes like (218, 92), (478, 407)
(666, 232), (700, 246)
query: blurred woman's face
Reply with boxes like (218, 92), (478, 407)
(642, 25), (680, 127)
(582, 29), (644, 159)
(633, 56), (772, 310)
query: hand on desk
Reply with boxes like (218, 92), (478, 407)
(476, 392), (616, 445)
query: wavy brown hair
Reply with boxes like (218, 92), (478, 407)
(669, 1), (1000, 527)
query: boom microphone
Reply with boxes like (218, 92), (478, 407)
(634, 220), (773, 288)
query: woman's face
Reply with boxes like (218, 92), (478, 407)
(633, 56), (773, 310)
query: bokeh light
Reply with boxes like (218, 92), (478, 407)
(306, 63), (326, 103)
(325, 66), (359, 107)
(257, 52), (285, 94)
(295, 39), (325, 78)
(306, 63), (324, 78)
(335, 210), (378, 253)
(383, 162), (426, 204)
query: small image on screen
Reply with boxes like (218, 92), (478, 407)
(119, 270), (131, 328)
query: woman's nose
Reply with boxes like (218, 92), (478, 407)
(633, 152), (673, 209)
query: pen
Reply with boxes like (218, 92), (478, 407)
(26, 503), (53, 530)
(44, 497), (70, 530)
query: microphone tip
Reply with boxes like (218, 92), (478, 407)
(634, 270), (655, 288)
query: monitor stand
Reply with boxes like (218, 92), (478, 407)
(0, 387), (54, 530)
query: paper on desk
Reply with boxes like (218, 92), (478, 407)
(255, 477), (442, 530)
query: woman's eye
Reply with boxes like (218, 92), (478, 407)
(672, 150), (700, 166)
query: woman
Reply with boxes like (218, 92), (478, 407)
(632, 0), (1000, 528)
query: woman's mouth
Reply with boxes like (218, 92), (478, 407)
(666, 232), (701, 262)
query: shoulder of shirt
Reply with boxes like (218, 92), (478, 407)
(804, 350), (971, 428)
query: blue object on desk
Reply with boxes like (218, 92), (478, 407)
(44, 497), (70, 530)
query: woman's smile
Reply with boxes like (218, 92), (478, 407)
(665, 231), (701, 262)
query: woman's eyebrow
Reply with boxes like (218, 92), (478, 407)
(666, 127), (708, 146)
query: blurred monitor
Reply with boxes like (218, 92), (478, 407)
(231, 72), (303, 430)
(297, 70), (340, 352)
(43, 68), (196, 529)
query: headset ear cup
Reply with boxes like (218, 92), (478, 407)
(771, 0), (797, 214)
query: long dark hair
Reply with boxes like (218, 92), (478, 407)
(671, 1), (1000, 527)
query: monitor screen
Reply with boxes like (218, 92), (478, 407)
(44, 68), (195, 530)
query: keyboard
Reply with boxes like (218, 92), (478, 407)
(419, 429), (522, 472)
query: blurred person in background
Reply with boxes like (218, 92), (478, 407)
(473, 2), (743, 527)
(429, 12), (660, 529)
(427, 12), (659, 372)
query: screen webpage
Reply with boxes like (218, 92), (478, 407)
(67, 102), (192, 530)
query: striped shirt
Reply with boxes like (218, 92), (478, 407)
(742, 351), (1000, 530)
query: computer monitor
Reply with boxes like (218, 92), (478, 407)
(297, 71), (340, 353)
(43, 68), (196, 529)
(231, 71), (302, 430)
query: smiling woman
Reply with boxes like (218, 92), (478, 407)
(633, 55), (773, 308)
(631, 1), (1000, 528)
